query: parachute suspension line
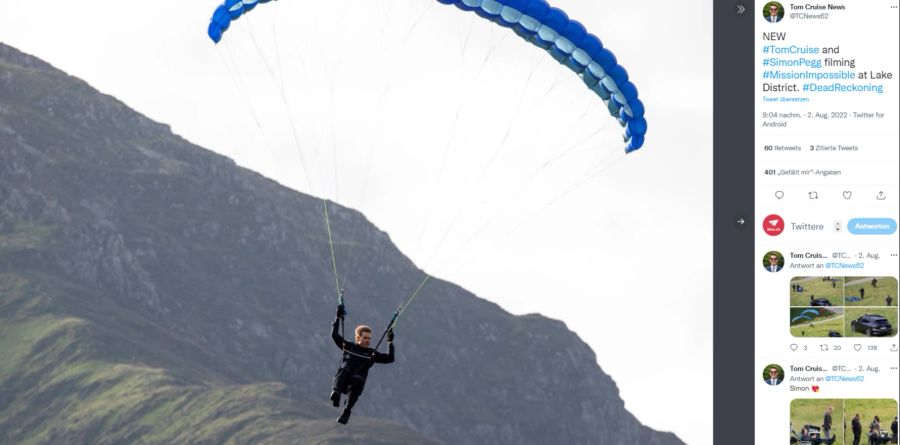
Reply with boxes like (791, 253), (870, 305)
(339, 0), (439, 289)
(217, 43), (285, 179)
(373, 273), (431, 352)
(401, 1), (437, 43)
(417, 58), (544, 269)
(500, 153), (626, 239)
(261, 16), (318, 193)
(494, 55), (546, 152)
(415, 19), (540, 264)
(411, 23), (511, 258)
(419, 72), (556, 270)
(336, 0), (420, 289)
(248, 15), (320, 157)
(323, 200), (342, 302)
(438, 150), (624, 278)
(412, 104), (462, 258)
(244, 17), (347, 305)
(372, 305), (400, 352)
(243, 17), (283, 87)
(428, 81), (616, 271)
(561, 153), (628, 199)
(433, 130), (618, 275)
(535, 68), (566, 106)
(434, 126), (611, 272)
(398, 274), (431, 320)
(481, 28), (511, 67)
(336, 85), (390, 291)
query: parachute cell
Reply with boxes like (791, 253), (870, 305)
(205, 0), (647, 151)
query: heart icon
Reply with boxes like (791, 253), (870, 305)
(790, 344), (798, 351)
(812, 385), (820, 392)
(843, 191), (852, 199)
(775, 191), (785, 200)
(854, 344), (862, 351)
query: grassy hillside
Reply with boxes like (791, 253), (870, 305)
(791, 399), (844, 445)
(844, 277), (898, 307)
(790, 307), (844, 338)
(790, 277), (843, 307)
(0, 273), (438, 445)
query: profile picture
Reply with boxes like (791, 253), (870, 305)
(762, 364), (784, 386)
(763, 251), (785, 273)
(763, 1), (784, 23)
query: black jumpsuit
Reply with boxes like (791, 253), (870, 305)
(331, 317), (394, 410)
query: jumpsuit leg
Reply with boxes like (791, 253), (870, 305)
(331, 367), (351, 407)
(333, 367), (351, 394)
(345, 376), (366, 409)
(337, 376), (366, 424)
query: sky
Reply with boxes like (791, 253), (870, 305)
(0, 1), (713, 443)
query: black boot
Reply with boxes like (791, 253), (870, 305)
(337, 408), (352, 424)
(330, 391), (341, 407)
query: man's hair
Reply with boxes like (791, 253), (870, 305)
(355, 325), (372, 337)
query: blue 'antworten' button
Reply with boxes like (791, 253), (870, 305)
(847, 218), (897, 235)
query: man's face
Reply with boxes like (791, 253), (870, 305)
(356, 331), (372, 348)
(769, 368), (779, 380)
(769, 5), (779, 16)
(769, 255), (780, 266)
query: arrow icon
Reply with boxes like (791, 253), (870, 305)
(737, 4), (746, 14)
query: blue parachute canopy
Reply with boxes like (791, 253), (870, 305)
(206, 0), (647, 152)
(791, 309), (821, 324)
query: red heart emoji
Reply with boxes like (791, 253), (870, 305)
(812, 386), (820, 392)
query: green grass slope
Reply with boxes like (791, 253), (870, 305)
(0, 273), (439, 445)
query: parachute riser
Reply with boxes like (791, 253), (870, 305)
(372, 306), (401, 353)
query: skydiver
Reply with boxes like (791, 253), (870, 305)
(871, 277), (878, 288)
(330, 304), (395, 425)
(859, 287), (865, 300)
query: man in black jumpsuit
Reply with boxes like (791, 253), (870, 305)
(851, 413), (862, 445)
(890, 416), (897, 443)
(330, 305), (394, 424)
(823, 406), (833, 441)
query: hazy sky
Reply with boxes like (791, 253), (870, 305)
(0, 1), (712, 443)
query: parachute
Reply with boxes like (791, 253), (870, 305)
(206, 0), (647, 152)
(791, 309), (821, 324)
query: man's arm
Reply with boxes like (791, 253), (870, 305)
(331, 317), (346, 349)
(372, 328), (395, 364)
(372, 341), (394, 363)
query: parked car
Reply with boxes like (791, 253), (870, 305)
(849, 314), (894, 337)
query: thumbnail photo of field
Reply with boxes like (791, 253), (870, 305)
(791, 277), (844, 307)
(844, 307), (899, 338)
(791, 399), (844, 445)
(790, 307), (845, 338)
(843, 276), (898, 307)
(843, 399), (898, 445)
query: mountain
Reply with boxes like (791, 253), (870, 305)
(0, 42), (683, 445)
